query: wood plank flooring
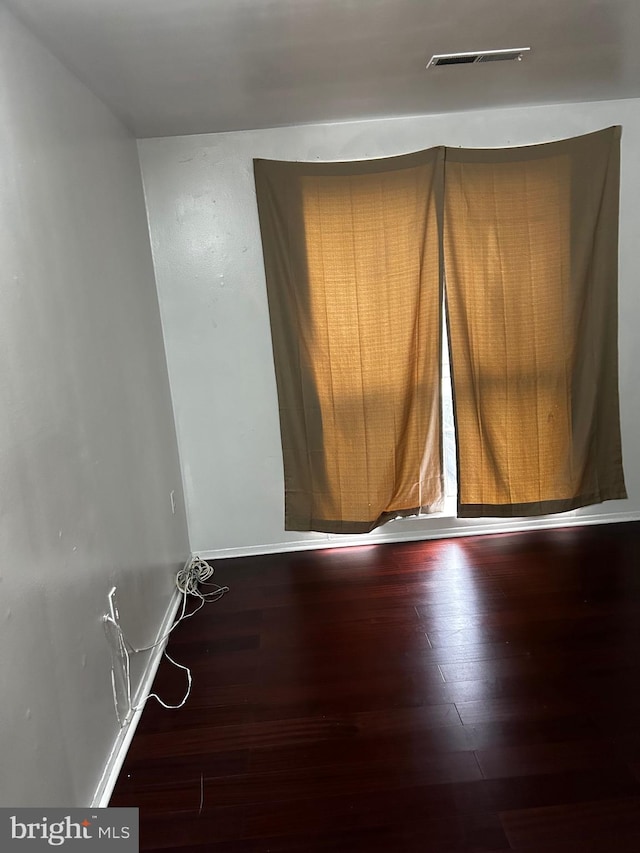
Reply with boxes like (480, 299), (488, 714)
(110, 522), (640, 851)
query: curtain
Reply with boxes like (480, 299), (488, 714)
(254, 126), (626, 532)
(254, 149), (445, 533)
(444, 127), (626, 516)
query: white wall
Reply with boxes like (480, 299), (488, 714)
(138, 99), (640, 557)
(0, 6), (189, 805)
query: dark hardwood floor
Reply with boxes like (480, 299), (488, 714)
(110, 522), (640, 851)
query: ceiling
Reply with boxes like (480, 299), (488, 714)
(5, 0), (640, 138)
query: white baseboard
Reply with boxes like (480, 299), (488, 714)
(91, 578), (186, 808)
(195, 509), (640, 561)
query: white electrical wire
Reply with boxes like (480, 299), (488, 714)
(104, 556), (229, 721)
(103, 613), (132, 726)
(131, 649), (193, 712)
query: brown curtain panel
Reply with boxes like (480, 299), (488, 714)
(444, 126), (627, 516)
(254, 149), (445, 533)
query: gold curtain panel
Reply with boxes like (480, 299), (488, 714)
(254, 127), (626, 533)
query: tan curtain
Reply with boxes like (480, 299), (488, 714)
(254, 150), (445, 533)
(254, 127), (626, 531)
(444, 126), (627, 516)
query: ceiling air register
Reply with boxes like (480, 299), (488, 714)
(427, 48), (530, 68)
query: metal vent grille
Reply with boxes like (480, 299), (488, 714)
(477, 50), (524, 63)
(435, 54), (479, 66)
(427, 47), (530, 69)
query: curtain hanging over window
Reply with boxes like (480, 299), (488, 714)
(254, 149), (445, 533)
(254, 127), (626, 533)
(444, 128), (626, 516)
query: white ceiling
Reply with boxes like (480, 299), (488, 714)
(5, 0), (640, 138)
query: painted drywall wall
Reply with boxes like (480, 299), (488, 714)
(138, 99), (640, 557)
(0, 6), (189, 806)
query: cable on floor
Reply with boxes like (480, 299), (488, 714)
(103, 556), (229, 723)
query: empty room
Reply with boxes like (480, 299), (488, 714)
(1, 0), (639, 851)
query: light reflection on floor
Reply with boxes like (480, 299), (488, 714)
(431, 543), (482, 644)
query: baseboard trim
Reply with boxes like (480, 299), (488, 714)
(195, 510), (640, 560)
(90, 576), (186, 808)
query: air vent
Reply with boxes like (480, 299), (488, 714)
(427, 47), (530, 69)
(435, 54), (479, 66)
